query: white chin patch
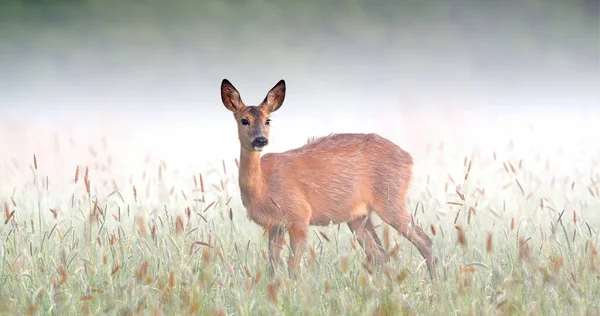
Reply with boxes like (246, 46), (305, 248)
(253, 146), (264, 151)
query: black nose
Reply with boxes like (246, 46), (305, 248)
(251, 136), (269, 148)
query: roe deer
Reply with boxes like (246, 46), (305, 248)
(220, 79), (436, 280)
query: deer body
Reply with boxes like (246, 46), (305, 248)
(221, 79), (436, 279)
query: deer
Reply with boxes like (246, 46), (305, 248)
(220, 79), (436, 280)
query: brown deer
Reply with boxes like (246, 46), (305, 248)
(220, 79), (436, 280)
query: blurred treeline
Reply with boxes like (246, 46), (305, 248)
(0, 0), (598, 104)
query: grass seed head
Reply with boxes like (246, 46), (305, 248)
(84, 167), (90, 194)
(175, 216), (184, 236)
(455, 225), (467, 247)
(199, 173), (205, 193)
(136, 260), (149, 281)
(169, 270), (175, 288)
(319, 231), (330, 242)
(267, 280), (280, 305)
(202, 247), (211, 262)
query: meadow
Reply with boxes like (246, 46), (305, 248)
(1, 120), (599, 316)
(1, 0), (597, 314)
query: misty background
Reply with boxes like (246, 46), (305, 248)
(0, 0), (598, 190)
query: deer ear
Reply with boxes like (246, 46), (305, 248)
(261, 80), (286, 113)
(221, 79), (243, 112)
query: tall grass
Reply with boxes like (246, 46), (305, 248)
(1, 134), (599, 315)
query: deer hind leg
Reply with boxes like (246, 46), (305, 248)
(347, 215), (386, 265)
(267, 225), (286, 275)
(375, 202), (436, 280)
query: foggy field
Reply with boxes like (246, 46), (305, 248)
(1, 0), (599, 315)
(1, 115), (600, 315)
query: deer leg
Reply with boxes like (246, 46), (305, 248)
(287, 222), (309, 277)
(376, 204), (436, 280)
(268, 225), (285, 275)
(348, 215), (386, 265)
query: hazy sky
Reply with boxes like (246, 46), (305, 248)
(0, 0), (598, 181)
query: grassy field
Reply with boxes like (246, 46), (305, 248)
(1, 130), (599, 316)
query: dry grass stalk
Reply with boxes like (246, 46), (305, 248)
(465, 159), (472, 180)
(199, 173), (205, 193)
(372, 223), (385, 251)
(111, 260), (121, 276)
(261, 249), (268, 262)
(319, 231), (330, 242)
(456, 188), (465, 201)
(515, 179), (525, 195)
(467, 207), (474, 225)
(254, 269), (262, 284)
(84, 167), (90, 194)
(350, 237), (357, 250)
(33, 154), (37, 170)
(4, 202), (14, 225)
(202, 201), (215, 213)
(74, 165), (79, 183)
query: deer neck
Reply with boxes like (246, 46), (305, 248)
(238, 149), (267, 207)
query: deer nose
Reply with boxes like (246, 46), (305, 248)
(251, 136), (269, 148)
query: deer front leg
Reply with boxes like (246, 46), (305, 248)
(287, 222), (309, 278)
(268, 225), (285, 275)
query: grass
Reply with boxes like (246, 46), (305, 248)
(1, 134), (599, 316)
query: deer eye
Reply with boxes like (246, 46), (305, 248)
(265, 119), (271, 126)
(241, 119), (249, 125)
